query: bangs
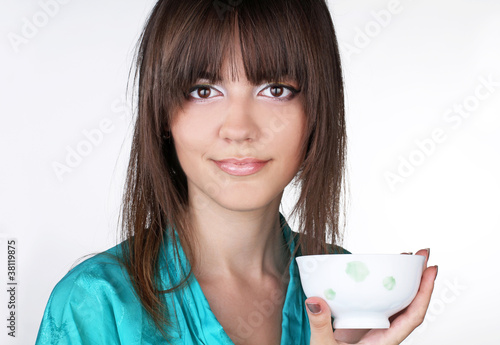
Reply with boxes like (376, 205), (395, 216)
(158, 0), (312, 113)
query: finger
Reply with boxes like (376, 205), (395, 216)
(305, 297), (339, 345)
(384, 265), (438, 343)
(414, 248), (430, 267)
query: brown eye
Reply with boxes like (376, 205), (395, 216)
(261, 83), (300, 102)
(187, 84), (221, 101)
(270, 85), (284, 97)
(197, 87), (211, 98)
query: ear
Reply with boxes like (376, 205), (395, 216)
(162, 130), (170, 138)
(162, 124), (172, 140)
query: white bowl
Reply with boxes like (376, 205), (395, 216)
(296, 254), (425, 329)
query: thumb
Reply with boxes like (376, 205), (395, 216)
(306, 297), (338, 345)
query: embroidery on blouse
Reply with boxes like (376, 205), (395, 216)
(40, 314), (70, 345)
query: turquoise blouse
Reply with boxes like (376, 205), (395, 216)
(35, 213), (348, 344)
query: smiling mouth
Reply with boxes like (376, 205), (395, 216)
(212, 158), (270, 176)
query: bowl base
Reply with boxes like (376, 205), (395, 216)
(333, 313), (390, 329)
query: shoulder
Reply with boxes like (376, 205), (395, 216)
(52, 242), (131, 297)
(36, 241), (141, 344)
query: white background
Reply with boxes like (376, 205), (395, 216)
(1, 0), (499, 344)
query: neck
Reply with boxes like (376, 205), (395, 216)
(186, 195), (290, 283)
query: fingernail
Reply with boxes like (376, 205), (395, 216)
(434, 265), (438, 279)
(306, 303), (321, 314)
(425, 248), (430, 258)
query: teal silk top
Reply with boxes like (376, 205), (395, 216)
(36, 213), (349, 344)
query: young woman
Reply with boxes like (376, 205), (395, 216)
(35, 0), (437, 344)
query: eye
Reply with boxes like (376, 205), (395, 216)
(259, 83), (300, 102)
(186, 84), (222, 101)
(185, 83), (301, 102)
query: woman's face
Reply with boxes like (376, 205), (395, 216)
(170, 53), (307, 212)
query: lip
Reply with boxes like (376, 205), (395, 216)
(212, 158), (270, 176)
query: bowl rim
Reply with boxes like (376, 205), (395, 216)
(296, 253), (425, 256)
(295, 254), (426, 259)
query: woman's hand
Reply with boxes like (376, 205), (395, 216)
(305, 249), (438, 345)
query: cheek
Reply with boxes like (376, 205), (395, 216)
(273, 110), (306, 155)
(171, 115), (214, 154)
(266, 113), (306, 177)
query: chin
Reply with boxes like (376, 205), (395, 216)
(215, 189), (279, 213)
(220, 197), (271, 212)
(188, 177), (284, 213)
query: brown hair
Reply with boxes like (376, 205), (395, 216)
(120, 0), (347, 340)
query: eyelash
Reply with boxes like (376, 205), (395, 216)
(186, 83), (300, 103)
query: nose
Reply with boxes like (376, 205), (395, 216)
(219, 96), (259, 143)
